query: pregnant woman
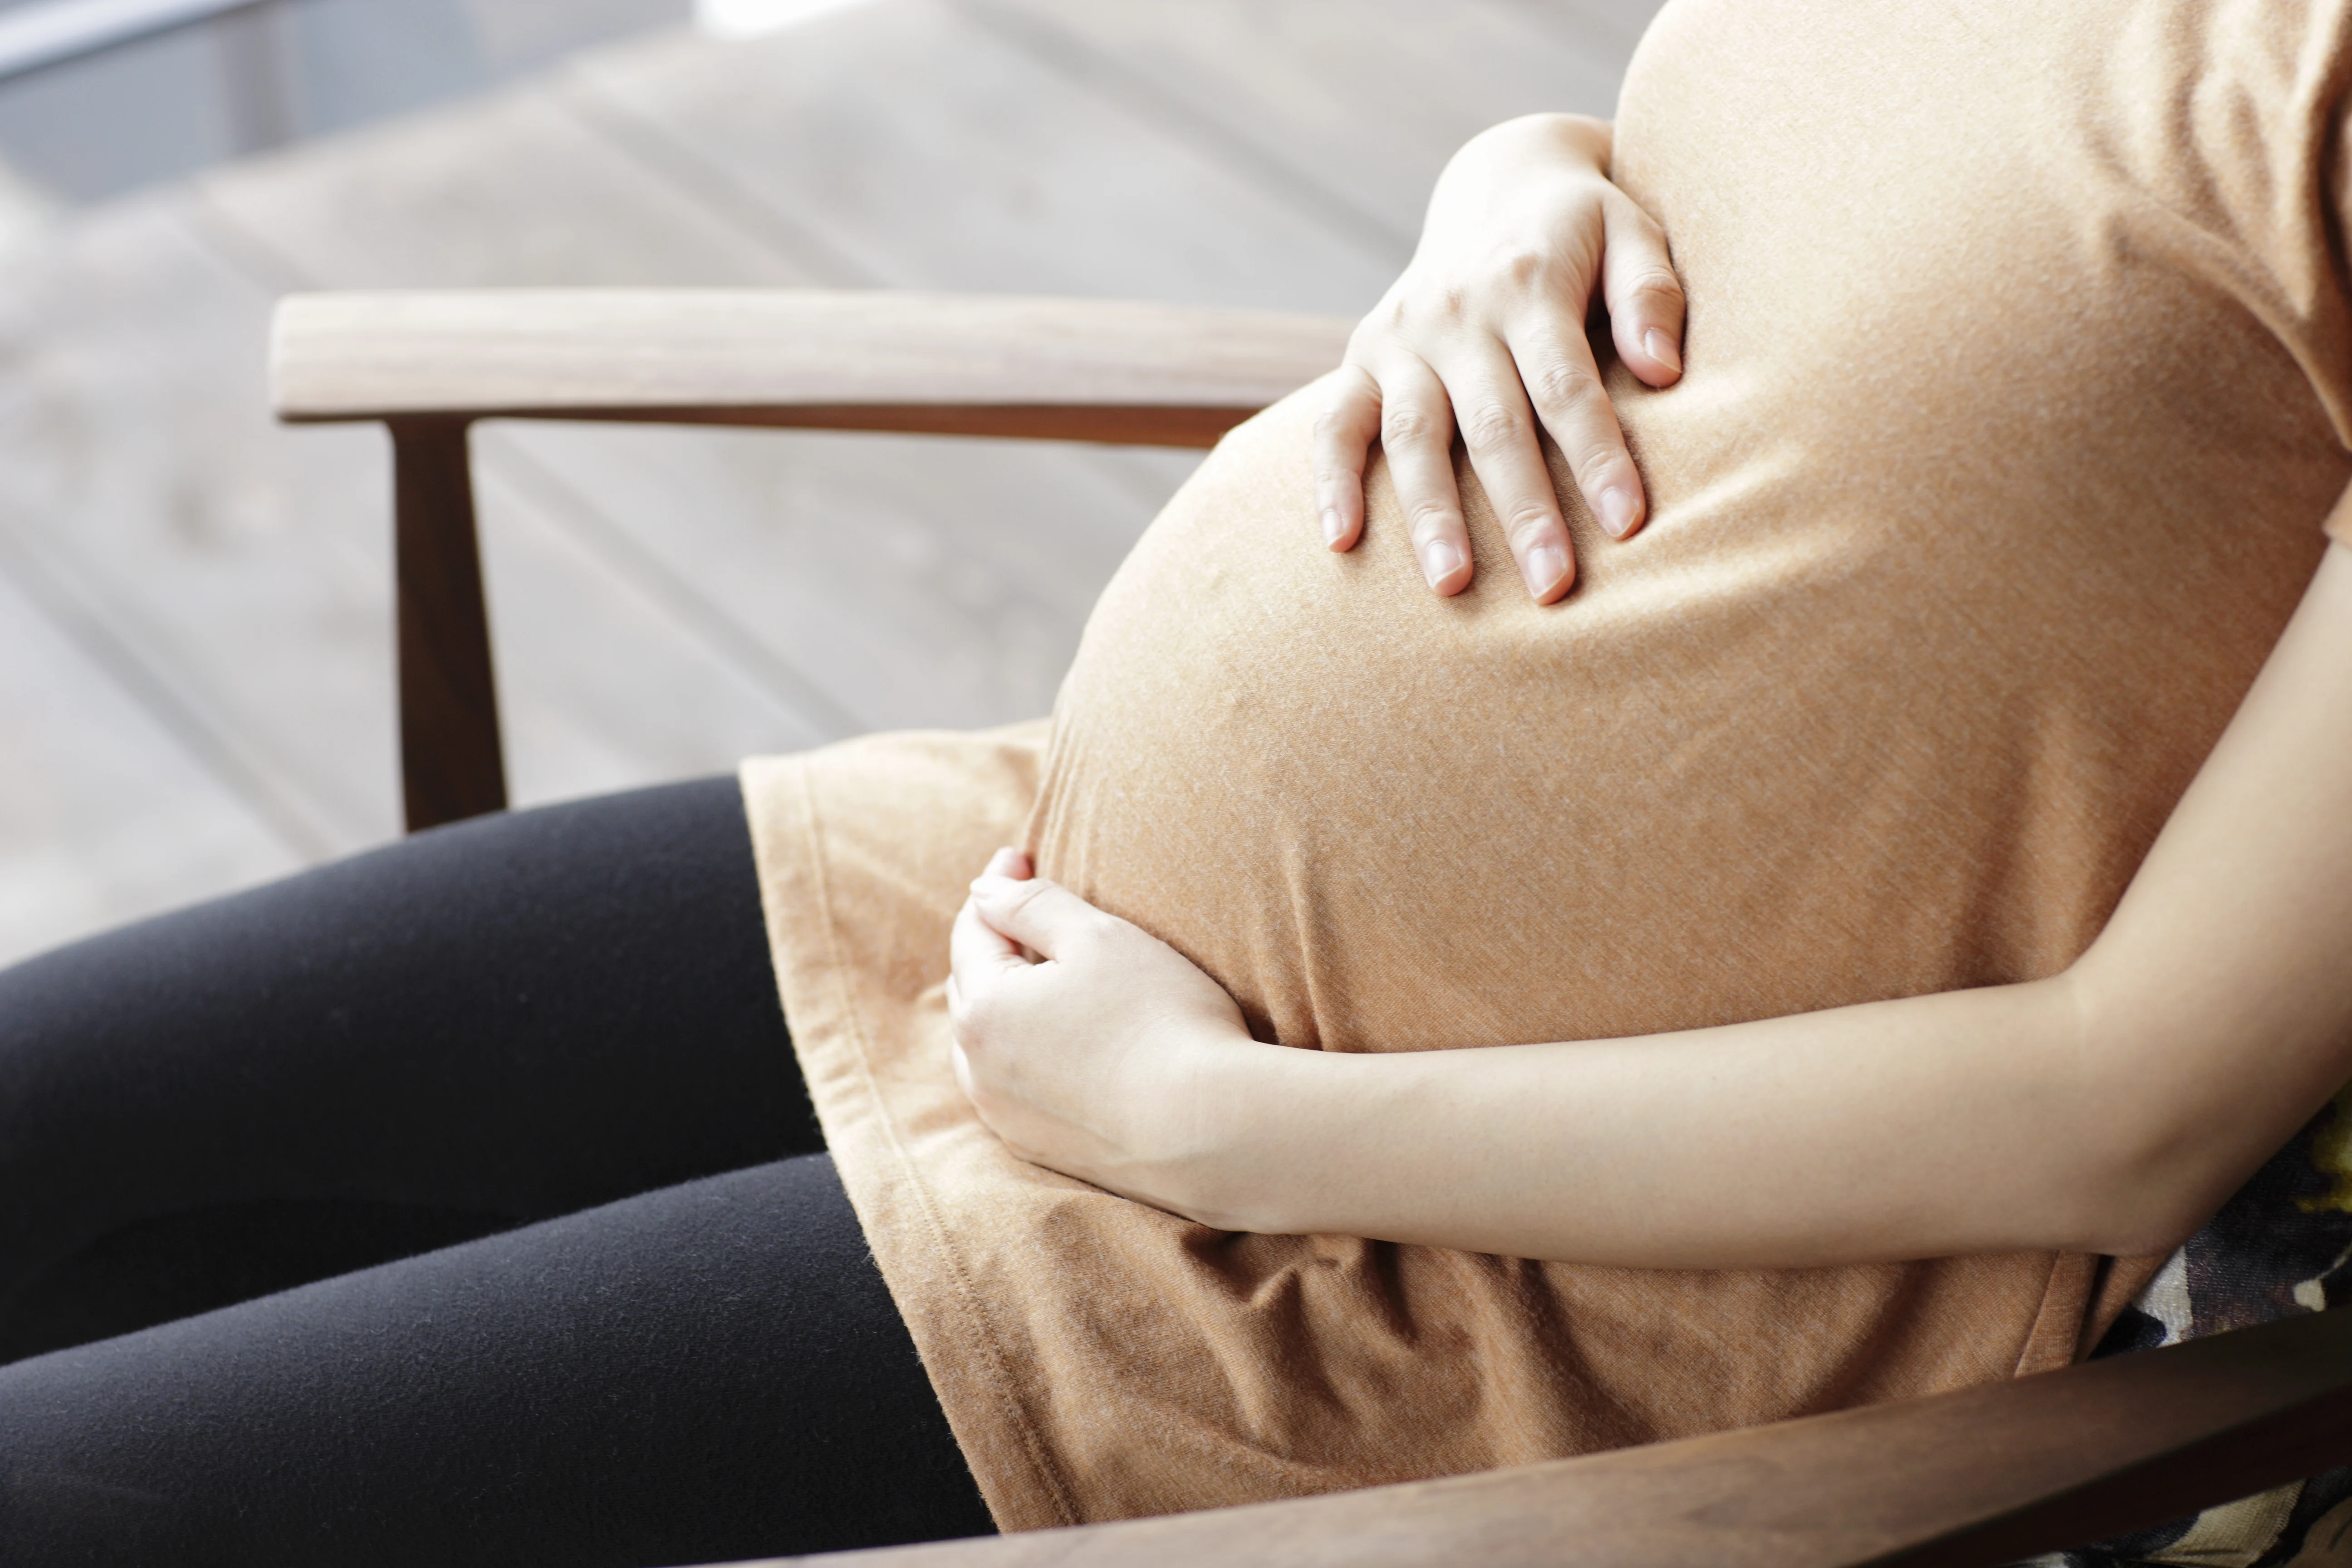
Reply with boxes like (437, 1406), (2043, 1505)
(8, 1), (2352, 1565)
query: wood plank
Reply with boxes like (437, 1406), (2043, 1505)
(724, 1303), (2352, 1568)
(480, 418), (1199, 734)
(559, 0), (1402, 310)
(466, 445), (841, 802)
(270, 288), (1352, 436)
(388, 415), (508, 828)
(0, 194), (401, 852)
(195, 83), (824, 289)
(960, 0), (1639, 247)
(0, 539), (298, 969)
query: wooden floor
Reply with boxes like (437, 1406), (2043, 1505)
(0, 0), (1662, 966)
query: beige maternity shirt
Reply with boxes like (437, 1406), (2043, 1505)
(742, 0), (2352, 1530)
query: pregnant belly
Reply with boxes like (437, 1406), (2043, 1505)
(1026, 386), (2173, 1054)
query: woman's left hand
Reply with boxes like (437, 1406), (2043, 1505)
(946, 848), (1261, 1221)
(1317, 113), (1684, 603)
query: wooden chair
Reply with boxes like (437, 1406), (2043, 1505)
(270, 288), (2352, 1568)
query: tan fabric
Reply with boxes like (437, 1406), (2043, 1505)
(743, 0), (2352, 1532)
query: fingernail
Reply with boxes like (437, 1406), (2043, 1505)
(1599, 488), (1639, 539)
(1524, 542), (1569, 597)
(1322, 508), (1346, 547)
(1419, 538), (1465, 588)
(1645, 329), (1681, 375)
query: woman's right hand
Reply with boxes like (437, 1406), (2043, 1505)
(1315, 114), (1686, 603)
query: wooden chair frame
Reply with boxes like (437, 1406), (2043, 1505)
(270, 287), (2352, 1568)
(271, 289), (1353, 831)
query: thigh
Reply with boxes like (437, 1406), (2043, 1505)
(0, 1155), (992, 1568)
(0, 777), (816, 1348)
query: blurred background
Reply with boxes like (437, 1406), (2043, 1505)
(0, 0), (1660, 966)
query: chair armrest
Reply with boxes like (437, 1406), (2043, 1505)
(739, 1305), (2352, 1568)
(269, 289), (1354, 448)
(276, 288), (1350, 832)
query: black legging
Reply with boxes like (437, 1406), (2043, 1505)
(0, 778), (995, 1567)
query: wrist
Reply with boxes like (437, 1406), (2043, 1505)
(1417, 114), (1617, 263)
(1157, 1039), (1366, 1236)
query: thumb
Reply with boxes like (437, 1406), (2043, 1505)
(969, 873), (1105, 961)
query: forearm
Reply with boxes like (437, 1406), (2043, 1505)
(1179, 548), (2352, 1268)
(1422, 113), (1616, 224)
(1179, 975), (2130, 1268)
(956, 550), (2352, 1270)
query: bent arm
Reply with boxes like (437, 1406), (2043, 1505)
(956, 540), (2352, 1267)
(1169, 540), (2352, 1266)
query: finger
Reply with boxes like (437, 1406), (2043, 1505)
(982, 845), (1031, 880)
(1601, 191), (1686, 389)
(1508, 317), (1647, 542)
(1426, 340), (1575, 602)
(1312, 363), (1382, 552)
(969, 874), (1110, 962)
(1375, 352), (1475, 595)
(950, 893), (1029, 1002)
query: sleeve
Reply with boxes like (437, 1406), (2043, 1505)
(2160, 0), (2352, 459)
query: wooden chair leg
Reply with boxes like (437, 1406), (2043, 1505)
(388, 415), (507, 832)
